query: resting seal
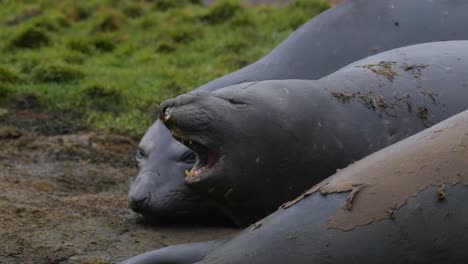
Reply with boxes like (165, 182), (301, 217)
(129, 0), (468, 224)
(122, 109), (468, 264)
(160, 41), (468, 226)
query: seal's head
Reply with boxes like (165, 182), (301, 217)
(160, 90), (251, 185)
(128, 120), (232, 225)
(159, 81), (323, 225)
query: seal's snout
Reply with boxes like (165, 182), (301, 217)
(160, 105), (172, 122)
(128, 195), (149, 213)
(159, 99), (175, 123)
(159, 92), (213, 124)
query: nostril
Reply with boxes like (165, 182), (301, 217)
(128, 196), (148, 213)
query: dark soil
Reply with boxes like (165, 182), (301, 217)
(0, 110), (235, 264)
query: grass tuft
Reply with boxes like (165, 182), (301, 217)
(153, 0), (201, 11)
(32, 14), (70, 32)
(81, 83), (122, 112)
(122, 3), (145, 18)
(0, 67), (22, 83)
(202, 0), (245, 24)
(93, 11), (126, 32)
(32, 63), (85, 83)
(7, 26), (51, 49)
(91, 35), (118, 52)
(156, 40), (177, 53)
(166, 25), (202, 43)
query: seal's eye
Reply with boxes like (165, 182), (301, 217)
(181, 151), (196, 164)
(136, 148), (146, 161)
(228, 98), (248, 109)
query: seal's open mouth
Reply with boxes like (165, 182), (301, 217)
(175, 136), (220, 180)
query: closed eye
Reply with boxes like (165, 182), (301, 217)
(227, 98), (246, 105)
(213, 94), (249, 109)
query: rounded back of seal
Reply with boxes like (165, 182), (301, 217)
(160, 41), (468, 225)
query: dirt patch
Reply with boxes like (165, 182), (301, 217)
(0, 111), (235, 264)
(356, 61), (398, 81)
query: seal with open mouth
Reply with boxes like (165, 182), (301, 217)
(160, 41), (468, 226)
(121, 110), (468, 264)
(129, 0), (468, 224)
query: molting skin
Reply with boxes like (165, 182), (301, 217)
(160, 41), (468, 226)
(129, 0), (468, 224)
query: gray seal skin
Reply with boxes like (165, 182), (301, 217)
(129, 0), (468, 224)
(121, 110), (468, 264)
(160, 41), (468, 226)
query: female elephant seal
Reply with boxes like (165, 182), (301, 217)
(129, 0), (468, 224)
(160, 41), (468, 226)
(122, 110), (468, 264)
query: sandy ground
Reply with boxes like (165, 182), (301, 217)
(0, 110), (236, 264)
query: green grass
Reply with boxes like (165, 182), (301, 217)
(0, 0), (329, 137)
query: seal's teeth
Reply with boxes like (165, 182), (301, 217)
(185, 169), (197, 178)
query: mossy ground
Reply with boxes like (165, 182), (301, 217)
(0, 0), (329, 137)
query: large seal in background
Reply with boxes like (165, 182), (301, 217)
(129, 0), (468, 224)
(122, 110), (468, 264)
(160, 41), (468, 226)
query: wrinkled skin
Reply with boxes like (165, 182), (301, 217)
(121, 110), (468, 264)
(129, 0), (468, 224)
(160, 41), (468, 226)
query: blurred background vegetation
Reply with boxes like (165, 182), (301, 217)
(0, 0), (329, 138)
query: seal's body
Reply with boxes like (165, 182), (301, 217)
(161, 41), (468, 225)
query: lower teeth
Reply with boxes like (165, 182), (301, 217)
(184, 167), (207, 178)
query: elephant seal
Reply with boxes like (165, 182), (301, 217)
(129, 0), (468, 224)
(121, 110), (468, 264)
(160, 41), (468, 226)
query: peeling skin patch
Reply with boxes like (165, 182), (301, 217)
(356, 61), (398, 81)
(417, 106), (429, 120)
(438, 184), (446, 201)
(420, 89), (438, 104)
(378, 95), (387, 109)
(329, 84), (440, 122)
(400, 63), (428, 78)
(330, 90), (377, 109)
(282, 111), (468, 231)
(330, 91), (355, 103)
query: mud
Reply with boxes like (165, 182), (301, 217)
(0, 110), (235, 264)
